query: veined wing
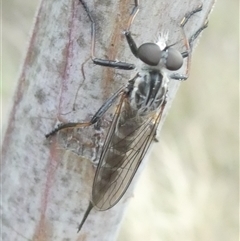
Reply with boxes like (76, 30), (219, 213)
(92, 94), (167, 210)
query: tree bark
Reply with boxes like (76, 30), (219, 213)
(2, 0), (214, 240)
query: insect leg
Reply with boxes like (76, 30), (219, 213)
(79, 0), (135, 70)
(170, 5), (208, 81)
(180, 4), (203, 28)
(188, 21), (208, 50)
(90, 87), (125, 124)
(126, 0), (140, 31)
(123, 0), (140, 58)
(180, 21), (208, 59)
(45, 87), (125, 138)
(124, 31), (139, 58)
(180, 4), (208, 58)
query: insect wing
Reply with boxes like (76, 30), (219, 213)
(92, 95), (167, 210)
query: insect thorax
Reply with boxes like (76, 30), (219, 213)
(129, 69), (168, 116)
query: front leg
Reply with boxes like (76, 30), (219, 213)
(79, 0), (135, 70)
(122, 0), (140, 58)
(172, 5), (208, 81)
(124, 31), (139, 58)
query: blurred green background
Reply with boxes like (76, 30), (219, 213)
(2, 0), (238, 241)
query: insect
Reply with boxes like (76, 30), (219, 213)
(46, 0), (208, 233)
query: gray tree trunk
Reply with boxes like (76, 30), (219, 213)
(2, 0), (214, 240)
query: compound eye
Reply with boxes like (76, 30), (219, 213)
(138, 43), (161, 66)
(166, 48), (183, 71)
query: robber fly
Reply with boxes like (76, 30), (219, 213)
(46, 0), (208, 232)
